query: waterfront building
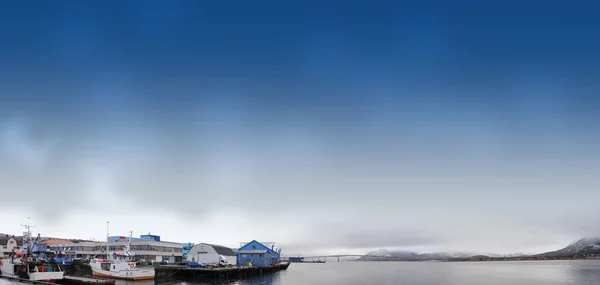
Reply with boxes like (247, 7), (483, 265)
(107, 233), (161, 242)
(46, 233), (183, 263)
(35, 239), (74, 252)
(0, 235), (22, 257)
(237, 240), (281, 266)
(186, 243), (237, 265)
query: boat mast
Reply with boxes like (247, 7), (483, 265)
(21, 216), (35, 258)
(127, 230), (133, 258)
(106, 221), (110, 260)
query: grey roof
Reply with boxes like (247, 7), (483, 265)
(0, 235), (23, 246)
(203, 243), (236, 256)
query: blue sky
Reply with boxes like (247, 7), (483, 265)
(1, 1), (600, 255)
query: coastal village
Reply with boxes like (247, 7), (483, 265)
(0, 221), (290, 284)
(1, 233), (282, 266)
(3, 220), (600, 284)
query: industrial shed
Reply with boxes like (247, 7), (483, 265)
(186, 243), (237, 265)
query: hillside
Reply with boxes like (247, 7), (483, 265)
(358, 237), (600, 261)
(536, 237), (600, 258)
(356, 249), (523, 261)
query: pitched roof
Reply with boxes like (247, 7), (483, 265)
(0, 235), (23, 246)
(239, 240), (272, 252)
(203, 243), (236, 256)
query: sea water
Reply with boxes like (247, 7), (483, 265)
(2, 260), (600, 285)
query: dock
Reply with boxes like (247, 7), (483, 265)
(56, 276), (115, 285)
(155, 262), (291, 282)
(0, 276), (53, 285)
(0, 276), (114, 285)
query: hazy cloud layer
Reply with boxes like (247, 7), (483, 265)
(1, 0), (600, 256)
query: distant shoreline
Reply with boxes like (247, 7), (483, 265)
(357, 257), (600, 262)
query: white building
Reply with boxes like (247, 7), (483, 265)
(47, 240), (183, 263)
(187, 243), (237, 265)
(0, 235), (22, 257)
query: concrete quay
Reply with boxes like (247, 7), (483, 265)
(154, 262), (290, 282)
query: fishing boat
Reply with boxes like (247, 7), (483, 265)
(0, 251), (65, 281)
(89, 222), (154, 281)
(0, 222), (65, 282)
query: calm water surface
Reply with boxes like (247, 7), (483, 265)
(2, 260), (600, 285)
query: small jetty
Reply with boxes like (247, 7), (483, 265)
(56, 276), (115, 285)
(155, 262), (290, 282)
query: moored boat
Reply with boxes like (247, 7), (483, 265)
(90, 258), (154, 281)
(89, 222), (154, 281)
(0, 256), (65, 281)
(1, 224), (65, 282)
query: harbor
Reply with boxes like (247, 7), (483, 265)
(1, 220), (291, 284)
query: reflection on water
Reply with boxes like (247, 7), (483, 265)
(2, 260), (600, 285)
(150, 271), (281, 285)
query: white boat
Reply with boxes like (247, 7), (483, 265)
(90, 258), (154, 281)
(1, 221), (65, 282)
(89, 222), (154, 281)
(0, 257), (65, 281)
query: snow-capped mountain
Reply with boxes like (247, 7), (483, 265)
(366, 249), (395, 257)
(358, 236), (600, 260)
(538, 237), (600, 257)
(358, 249), (527, 261)
(562, 237), (600, 253)
(360, 249), (419, 260)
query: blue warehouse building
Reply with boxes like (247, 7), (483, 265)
(182, 242), (195, 259)
(237, 240), (281, 266)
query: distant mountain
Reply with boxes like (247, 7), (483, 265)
(358, 249), (419, 261)
(536, 237), (600, 258)
(356, 249), (525, 261)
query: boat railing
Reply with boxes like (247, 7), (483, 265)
(31, 263), (63, 273)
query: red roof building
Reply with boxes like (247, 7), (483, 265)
(38, 239), (74, 245)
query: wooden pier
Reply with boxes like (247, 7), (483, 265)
(155, 262), (291, 282)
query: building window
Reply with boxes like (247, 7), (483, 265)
(259, 254), (263, 257)
(252, 245), (256, 249)
(251, 254), (254, 257)
(9, 241), (14, 245)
